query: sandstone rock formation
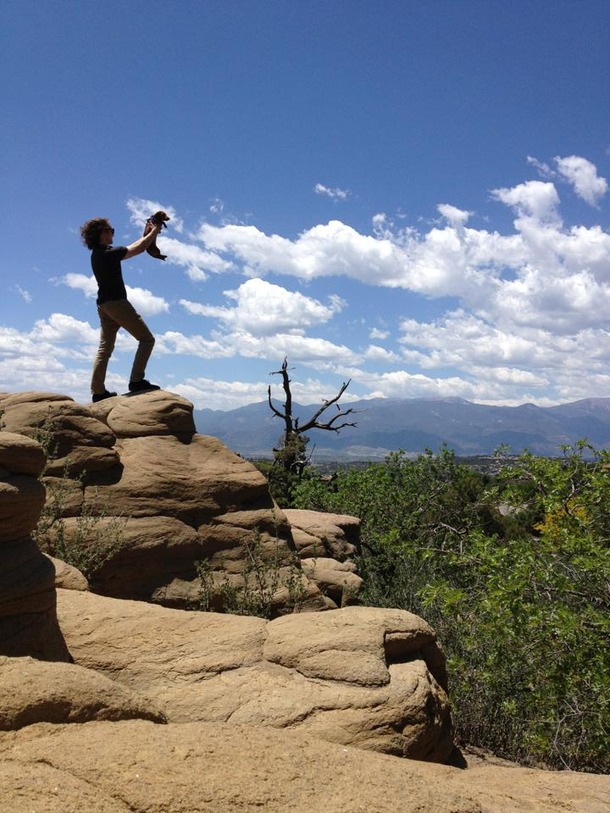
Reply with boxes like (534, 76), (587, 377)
(1, 720), (608, 813)
(0, 390), (358, 612)
(0, 393), (452, 762)
(56, 589), (452, 761)
(1, 392), (609, 811)
(0, 655), (165, 730)
(284, 507), (361, 559)
(0, 430), (70, 661)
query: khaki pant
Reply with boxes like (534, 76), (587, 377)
(91, 299), (155, 394)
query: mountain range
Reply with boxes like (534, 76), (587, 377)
(193, 396), (610, 461)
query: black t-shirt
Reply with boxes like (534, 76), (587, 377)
(91, 245), (129, 304)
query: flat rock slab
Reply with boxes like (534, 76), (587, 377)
(1, 720), (608, 813)
(0, 656), (165, 730)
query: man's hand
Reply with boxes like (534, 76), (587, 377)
(124, 221), (164, 259)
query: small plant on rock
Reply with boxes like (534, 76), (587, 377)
(196, 525), (307, 619)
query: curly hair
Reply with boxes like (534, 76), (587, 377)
(80, 218), (112, 249)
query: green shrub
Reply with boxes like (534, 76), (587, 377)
(293, 445), (610, 772)
(195, 527), (308, 619)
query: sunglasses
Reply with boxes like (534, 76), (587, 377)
(101, 227), (115, 234)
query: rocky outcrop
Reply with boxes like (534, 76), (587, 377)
(0, 431), (70, 661)
(1, 720), (608, 813)
(56, 590), (452, 761)
(1, 392), (609, 809)
(0, 390), (359, 613)
(284, 508), (361, 560)
(0, 656), (165, 730)
(0, 392), (452, 761)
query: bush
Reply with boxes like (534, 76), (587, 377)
(293, 445), (610, 772)
(195, 526), (308, 619)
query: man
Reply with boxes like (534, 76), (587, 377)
(80, 217), (164, 402)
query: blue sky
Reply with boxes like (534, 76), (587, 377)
(2, 0), (610, 410)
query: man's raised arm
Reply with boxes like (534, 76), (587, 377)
(123, 222), (163, 259)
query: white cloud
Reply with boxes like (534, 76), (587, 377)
(125, 286), (170, 316)
(527, 155), (608, 208)
(181, 164), (610, 339)
(155, 331), (233, 358)
(437, 203), (472, 227)
(355, 368), (480, 401)
(126, 197), (184, 233)
(220, 331), (360, 367)
(31, 313), (98, 349)
(59, 273), (98, 298)
(195, 216), (509, 302)
(370, 327), (389, 340)
(527, 155), (554, 178)
(554, 155), (608, 207)
(394, 308), (610, 405)
(7, 161), (607, 412)
(158, 237), (234, 280)
(15, 286), (32, 304)
(172, 377), (265, 410)
(180, 278), (345, 337)
(210, 197), (224, 215)
(58, 273), (169, 316)
(314, 183), (350, 200)
(490, 180), (561, 223)
(364, 345), (399, 363)
(0, 322), (95, 401)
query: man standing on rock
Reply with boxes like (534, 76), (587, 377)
(80, 217), (164, 403)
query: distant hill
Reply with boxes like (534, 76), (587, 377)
(193, 396), (610, 461)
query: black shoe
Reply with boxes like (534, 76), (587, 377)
(128, 379), (160, 393)
(92, 390), (117, 403)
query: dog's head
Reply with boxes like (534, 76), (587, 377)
(149, 211), (170, 228)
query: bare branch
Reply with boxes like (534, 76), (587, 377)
(267, 385), (285, 420)
(266, 358), (359, 471)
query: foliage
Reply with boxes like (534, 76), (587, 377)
(32, 416), (127, 582)
(35, 476), (127, 583)
(253, 448), (307, 508)
(195, 526), (308, 619)
(292, 444), (610, 773)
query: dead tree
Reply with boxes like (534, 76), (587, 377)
(267, 358), (359, 474)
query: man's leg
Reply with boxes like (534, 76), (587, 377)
(91, 306), (120, 395)
(100, 299), (155, 385)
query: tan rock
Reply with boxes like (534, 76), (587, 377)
(0, 656), (165, 730)
(0, 391), (73, 408)
(0, 537), (70, 662)
(264, 605), (446, 688)
(104, 390), (196, 437)
(284, 508), (360, 559)
(59, 516), (200, 600)
(1, 720), (608, 813)
(43, 446), (119, 475)
(47, 556), (89, 591)
(0, 432), (46, 476)
(0, 538), (56, 614)
(0, 431), (71, 662)
(56, 590), (452, 761)
(4, 392), (347, 613)
(56, 589), (267, 683)
(0, 476), (46, 542)
(301, 556), (362, 606)
(0, 400), (115, 457)
(41, 476), (84, 518)
(85, 434), (271, 523)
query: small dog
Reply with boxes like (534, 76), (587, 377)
(143, 211), (170, 260)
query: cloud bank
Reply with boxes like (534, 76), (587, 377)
(3, 157), (609, 410)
